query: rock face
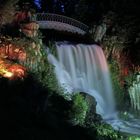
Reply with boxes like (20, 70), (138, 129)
(80, 92), (97, 113)
(0, 16), (41, 79)
(0, 0), (19, 25)
(0, 43), (26, 61)
(0, 21), (41, 79)
(0, 36), (27, 79)
(0, 58), (26, 79)
(79, 92), (102, 125)
(20, 22), (39, 38)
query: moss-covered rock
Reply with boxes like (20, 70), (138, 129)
(69, 93), (89, 125)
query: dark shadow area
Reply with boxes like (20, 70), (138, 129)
(0, 24), (20, 37)
(0, 75), (96, 140)
(41, 29), (95, 45)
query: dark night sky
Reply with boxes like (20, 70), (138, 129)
(0, 0), (140, 18)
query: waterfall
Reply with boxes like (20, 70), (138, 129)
(47, 42), (140, 135)
(48, 43), (115, 118)
(129, 74), (140, 111)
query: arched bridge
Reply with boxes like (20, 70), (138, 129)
(36, 13), (89, 35)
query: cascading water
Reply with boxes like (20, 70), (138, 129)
(129, 74), (140, 111)
(47, 42), (140, 135)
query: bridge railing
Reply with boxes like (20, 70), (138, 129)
(36, 13), (89, 33)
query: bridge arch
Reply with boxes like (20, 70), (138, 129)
(36, 13), (89, 35)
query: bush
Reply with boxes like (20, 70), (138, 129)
(92, 123), (124, 140)
(69, 93), (89, 125)
(109, 60), (124, 109)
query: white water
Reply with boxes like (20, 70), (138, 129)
(47, 42), (140, 135)
(129, 74), (140, 111)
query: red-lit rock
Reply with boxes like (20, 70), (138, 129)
(0, 58), (26, 80)
(20, 22), (39, 38)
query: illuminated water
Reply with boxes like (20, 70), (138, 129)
(47, 42), (140, 135)
(129, 74), (140, 111)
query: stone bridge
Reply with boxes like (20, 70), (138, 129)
(36, 13), (89, 35)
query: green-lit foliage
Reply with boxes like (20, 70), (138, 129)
(119, 111), (130, 121)
(69, 93), (89, 125)
(128, 136), (140, 140)
(102, 30), (126, 110)
(102, 32), (129, 110)
(109, 60), (124, 109)
(47, 41), (57, 57)
(30, 40), (59, 92)
(12, 36), (60, 93)
(124, 72), (138, 88)
(92, 123), (124, 140)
